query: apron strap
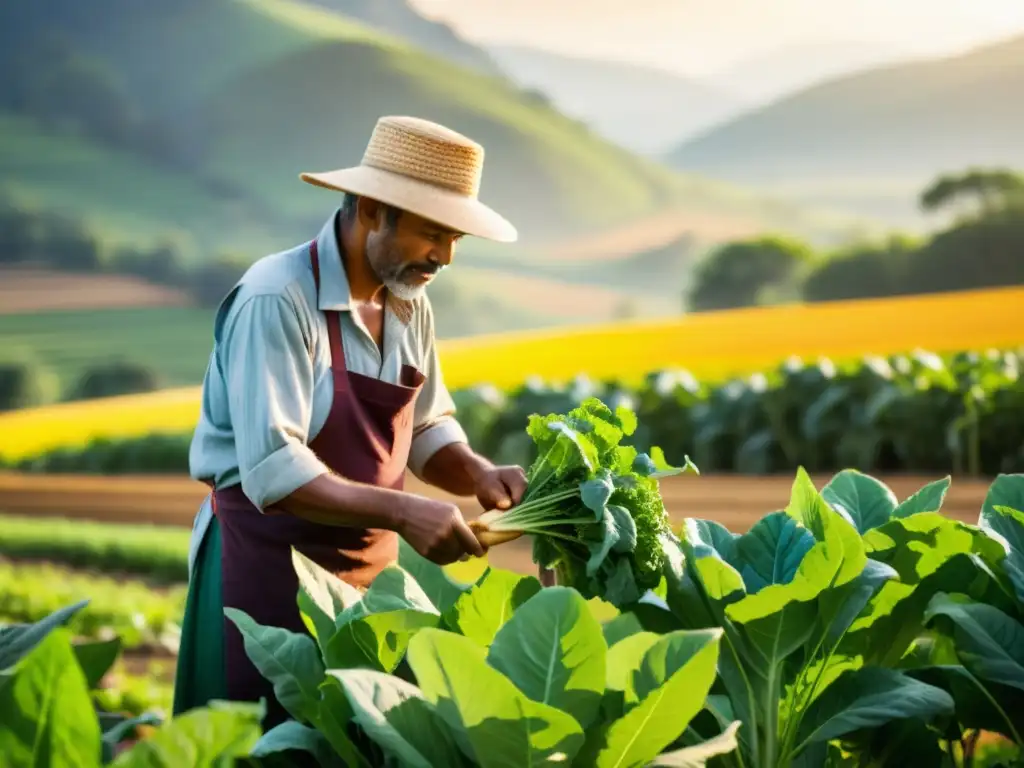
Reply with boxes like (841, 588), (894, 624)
(310, 239), (349, 376)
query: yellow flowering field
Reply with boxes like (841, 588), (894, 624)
(2, 285), (1022, 461)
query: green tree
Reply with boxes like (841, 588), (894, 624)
(685, 235), (817, 312)
(802, 235), (919, 303)
(920, 168), (1024, 218)
(904, 208), (1024, 294)
(0, 351), (59, 412)
(67, 361), (163, 401)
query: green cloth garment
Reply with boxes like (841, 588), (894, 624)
(172, 515), (227, 715)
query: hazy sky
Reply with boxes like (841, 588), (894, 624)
(410, 0), (1024, 75)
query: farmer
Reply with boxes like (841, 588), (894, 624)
(172, 116), (528, 727)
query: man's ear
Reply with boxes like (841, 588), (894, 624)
(356, 196), (383, 231)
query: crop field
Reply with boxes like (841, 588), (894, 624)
(0, 269), (191, 314)
(0, 306), (216, 389)
(2, 285), (1022, 461)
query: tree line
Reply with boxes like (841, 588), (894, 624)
(686, 168), (1024, 311)
(0, 194), (249, 308)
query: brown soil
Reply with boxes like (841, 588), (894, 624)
(0, 471), (991, 575)
(0, 268), (190, 314)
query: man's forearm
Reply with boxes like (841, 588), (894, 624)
(270, 473), (409, 530)
(419, 441), (493, 497)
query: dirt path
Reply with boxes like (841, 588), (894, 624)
(0, 471), (990, 574)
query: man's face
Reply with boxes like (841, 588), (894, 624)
(365, 209), (463, 301)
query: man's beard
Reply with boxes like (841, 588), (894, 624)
(371, 252), (438, 301)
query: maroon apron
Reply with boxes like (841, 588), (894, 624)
(214, 240), (425, 726)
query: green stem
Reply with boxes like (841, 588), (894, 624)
(959, 668), (1022, 745)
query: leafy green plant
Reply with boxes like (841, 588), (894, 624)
(914, 474), (1024, 750)
(471, 397), (697, 607)
(0, 599), (264, 767)
(661, 467), (958, 767)
(230, 546), (739, 767)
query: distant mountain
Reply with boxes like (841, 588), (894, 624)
(306, 0), (502, 75)
(667, 34), (1024, 197)
(704, 41), (913, 105)
(488, 45), (744, 155)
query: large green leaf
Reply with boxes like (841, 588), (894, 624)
(683, 519), (738, 565)
(111, 701), (262, 767)
(407, 628), (585, 767)
(924, 593), (1024, 692)
(398, 538), (468, 614)
(330, 668), (466, 768)
(442, 568), (542, 647)
(989, 505), (1024, 604)
(602, 612), (646, 648)
(315, 678), (374, 768)
(979, 474), (1024, 601)
(72, 637), (122, 689)
(981, 474), (1024, 533)
(711, 469), (866, 627)
(251, 720), (345, 767)
(223, 607), (324, 723)
(815, 559), (899, 646)
(647, 721), (742, 767)
(324, 609), (440, 672)
(836, 717), (947, 768)
(591, 629), (723, 768)
(795, 667), (954, 749)
(907, 664), (1024, 743)
(844, 511), (1015, 666)
(864, 512), (1006, 585)
(727, 500), (865, 626)
(893, 477), (951, 519)
(605, 631), (661, 704)
(732, 512), (816, 593)
(292, 549), (363, 648)
(822, 469), (898, 533)
(0, 627), (102, 768)
(487, 587), (606, 728)
(785, 468), (866, 590)
(0, 599), (88, 673)
(341, 566), (440, 624)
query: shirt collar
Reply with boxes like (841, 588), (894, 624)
(313, 210), (352, 312)
(312, 210), (414, 325)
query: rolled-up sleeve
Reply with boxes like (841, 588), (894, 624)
(222, 292), (330, 509)
(407, 300), (468, 477)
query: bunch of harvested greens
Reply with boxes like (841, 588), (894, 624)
(469, 397), (697, 606)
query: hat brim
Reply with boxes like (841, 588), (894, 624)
(299, 166), (518, 243)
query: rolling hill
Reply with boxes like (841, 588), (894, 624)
(0, 0), (862, 259)
(702, 41), (913, 106)
(307, 0), (502, 75)
(666, 33), (1024, 223)
(487, 45), (744, 155)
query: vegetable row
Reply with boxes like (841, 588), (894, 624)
(6, 348), (1022, 476)
(0, 515), (191, 583)
(0, 560), (185, 650)
(5, 395), (1024, 765)
(220, 464), (1024, 767)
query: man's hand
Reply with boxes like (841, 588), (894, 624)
(473, 465), (528, 512)
(395, 494), (485, 565)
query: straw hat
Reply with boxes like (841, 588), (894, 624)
(299, 116), (517, 243)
